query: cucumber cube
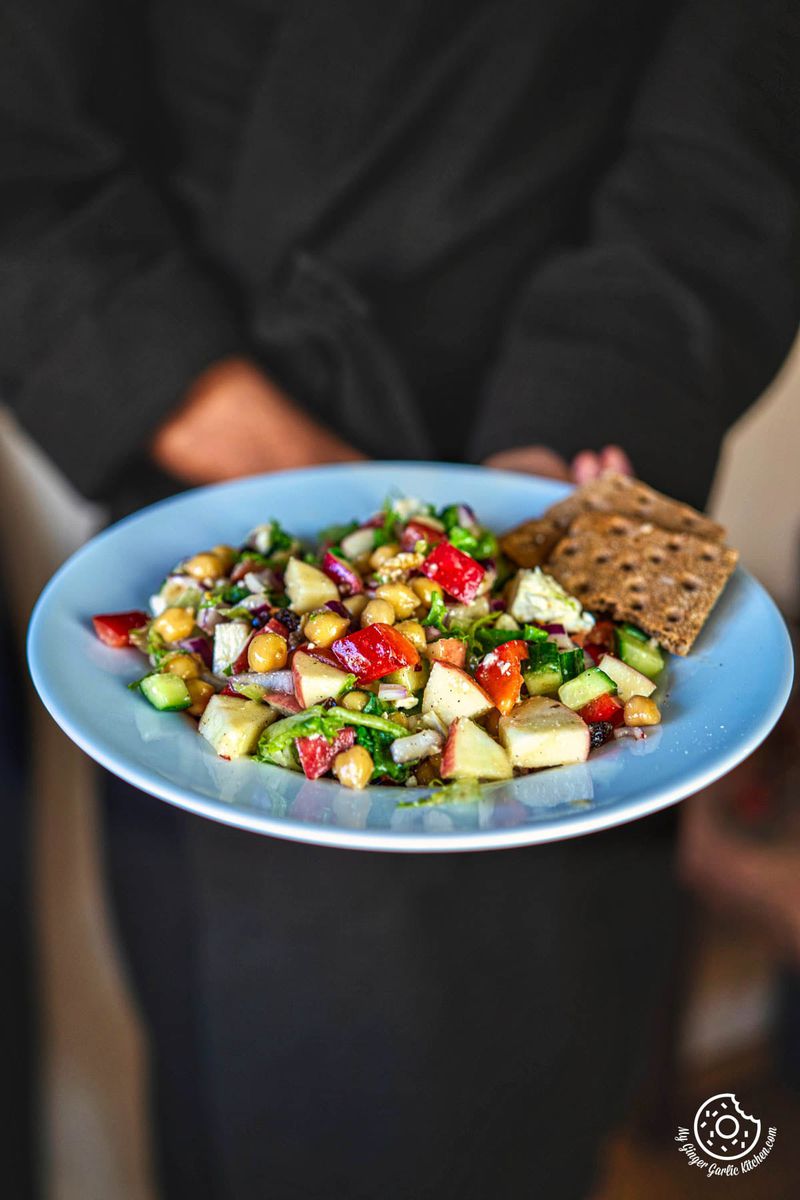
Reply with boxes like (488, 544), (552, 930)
(615, 625), (664, 678)
(557, 667), (616, 711)
(140, 673), (192, 712)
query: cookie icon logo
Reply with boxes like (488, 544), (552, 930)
(693, 1093), (761, 1161)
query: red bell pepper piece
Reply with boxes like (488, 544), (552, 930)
(474, 640), (528, 715)
(331, 622), (420, 683)
(579, 693), (624, 727)
(420, 541), (485, 603)
(321, 550), (363, 596)
(296, 726), (356, 780)
(401, 518), (446, 552)
(92, 610), (149, 648)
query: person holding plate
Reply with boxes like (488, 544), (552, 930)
(1, 1), (798, 1197)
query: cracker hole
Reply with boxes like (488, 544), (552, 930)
(665, 610), (682, 623)
(620, 562), (635, 573)
(649, 553), (664, 565)
(609, 522), (629, 536)
(562, 544), (578, 557)
(666, 538), (683, 552)
(628, 581), (646, 594)
(594, 553), (610, 565)
(681, 575), (702, 593)
(629, 601), (644, 612)
(700, 546), (718, 562)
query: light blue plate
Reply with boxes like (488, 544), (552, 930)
(28, 463), (793, 852)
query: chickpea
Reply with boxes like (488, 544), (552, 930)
(369, 542), (400, 570)
(163, 653), (201, 680)
(340, 689), (370, 712)
(184, 552), (225, 581)
(211, 544), (237, 572)
(623, 695), (661, 727)
(333, 745), (374, 790)
(394, 620), (427, 651)
(304, 609), (350, 647)
(343, 594), (368, 619)
(153, 606), (196, 643)
(361, 598), (396, 627)
(185, 678), (215, 717)
(247, 631), (288, 672)
(411, 577), (443, 608)
(375, 582), (419, 619)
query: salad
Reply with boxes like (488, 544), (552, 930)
(92, 497), (665, 792)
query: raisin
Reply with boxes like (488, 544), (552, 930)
(589, 721), (614, 749)
(275, 608), (301, 632)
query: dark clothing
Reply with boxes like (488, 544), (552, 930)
(104, 778), (679, 1200)
(0, 582), (38, 1200)
(1, 1), (798, 511)
(3, 2), (799, 1198)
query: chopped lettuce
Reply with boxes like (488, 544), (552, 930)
(448, 525), (497, 560)
(353, 725), (410, 783)
(422, 589), (449, 632)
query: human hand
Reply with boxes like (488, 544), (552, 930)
(484, 444), (634, 482)
(152, 356), (365, 486)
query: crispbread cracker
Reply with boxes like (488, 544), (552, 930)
(499, 516), (563, 568)
(547, 512), (738, 655)
(543, 473), (726, 542)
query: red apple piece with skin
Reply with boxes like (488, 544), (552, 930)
(420, 660), (494, 727)
(425, 638), (467, 669)
(291, 650), (352, 707)
(331, 623), (419, 683)
(321, 551), (363, 596)
(441, 717), (512, 781)
(295, 726), (356, 780)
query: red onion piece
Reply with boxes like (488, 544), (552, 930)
(377, 683), (410, 701)
(197, 607), (224, 632)
(613, 726), (646, 740)
(324, 599), (350, 620)
(229, 669), (294, 693)
(543, 623), (566, 635)
(178, 636), (213, 668)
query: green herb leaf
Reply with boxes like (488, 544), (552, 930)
(337, 673), (358, 697)
(421, 589), (449, 632)
(353, 725), (410, 783)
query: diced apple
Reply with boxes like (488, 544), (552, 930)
(262, 691), (303, 715)
(198, 694), (277, 759)
(296, 727), (356, 780)
(284, 557), (340, 614)
(384, 661), (429, 693)
(498, 696), (590, 769)
(212, 620), (252, 674)
(443, 595), (491, 624)
(340, 526), (376, 562)
(321, 551), (363, 596)
(291, 650), (351, 707)
(421, 660), (493, 727)
(425, 638), (467, 668)
(441, 717), (512, 781)
(597, 654), (657, 702)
